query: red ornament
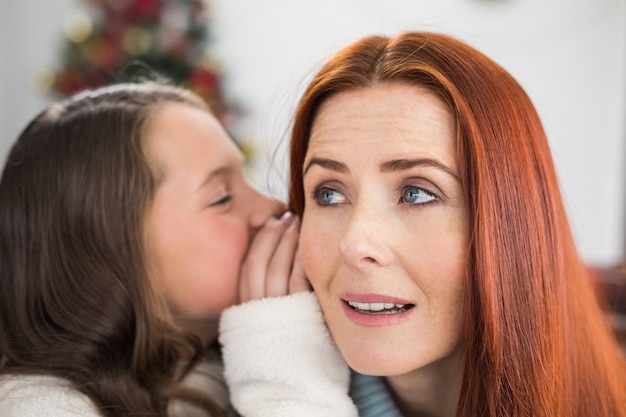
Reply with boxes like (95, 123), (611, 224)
(128, 0), (161, 19)
(190, 66), (219, 95)
(91, 39), (124, 71)
(55, 69), (87, 96)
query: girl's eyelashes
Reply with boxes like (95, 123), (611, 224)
(208, 193), (233, 207)
(400, 185), (437, 205)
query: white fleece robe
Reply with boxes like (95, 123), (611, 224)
(219, 291), (358, 417)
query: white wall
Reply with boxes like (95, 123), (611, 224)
(0, 0), (78, 159)
(0, 0), (624, 265)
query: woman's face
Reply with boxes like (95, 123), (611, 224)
(300, 83), (469, 377)
(143, 102), (281, 343)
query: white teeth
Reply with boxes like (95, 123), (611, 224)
(348, 301), (406, 311)
(370, 303), (384, 311)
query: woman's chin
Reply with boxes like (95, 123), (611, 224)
(343, 348), (415, 377)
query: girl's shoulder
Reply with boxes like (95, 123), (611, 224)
(0, 374), (101, 417)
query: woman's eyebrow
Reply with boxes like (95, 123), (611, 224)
(380, 158), (460, 181)
(303, 157), (460, 181)
(303, 157), (349, 175)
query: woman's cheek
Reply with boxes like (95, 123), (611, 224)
(299, 221), (328, 290)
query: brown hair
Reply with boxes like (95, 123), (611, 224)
(288, 32), (626, 417)
(0, 82), (225, 416)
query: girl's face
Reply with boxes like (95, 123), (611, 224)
(300, 83), (469, 379)
(143, 102), (281, 343)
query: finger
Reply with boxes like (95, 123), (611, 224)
(289, 247), (312, 294)
(239, 275), (250, 303)
(240, 217), (279, 303)
(264, 216), (300, 297)
(240, 213), (294, 302)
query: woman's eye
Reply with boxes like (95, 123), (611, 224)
(402, 186), (436, 205)
(314, 187), (346, 206)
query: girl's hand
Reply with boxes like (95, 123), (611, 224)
(239, 212), (311, 303)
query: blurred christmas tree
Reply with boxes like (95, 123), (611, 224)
(36, 0), (246, 148)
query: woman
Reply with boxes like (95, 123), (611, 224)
(0, 81), (334, 416)
(285, 31), (625, 416)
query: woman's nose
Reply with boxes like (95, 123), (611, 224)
(337, 202), (394, 269)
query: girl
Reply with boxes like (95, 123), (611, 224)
(0, 81), (348, 416)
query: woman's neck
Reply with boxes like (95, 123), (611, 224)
(385, 347), (463, 417)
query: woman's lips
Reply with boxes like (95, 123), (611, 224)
(340, 293), (415, 327)
(341, 292), (413, 304)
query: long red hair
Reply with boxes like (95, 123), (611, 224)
(288, 32), (626, 417)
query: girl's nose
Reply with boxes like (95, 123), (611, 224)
(246, 184), (285, 229)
